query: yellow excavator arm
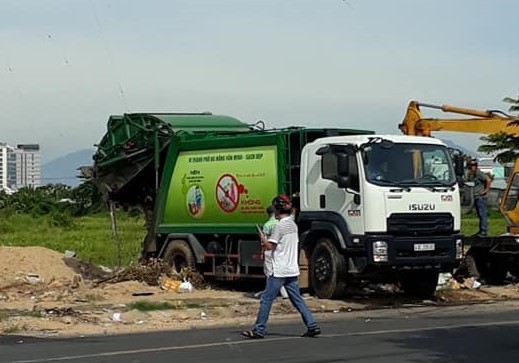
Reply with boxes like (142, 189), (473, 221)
(399, 100), (519, 233)
(399, 101), (517, 137)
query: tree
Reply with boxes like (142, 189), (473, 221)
(478, 95), (519, 164)
(503, 95), (519, 114)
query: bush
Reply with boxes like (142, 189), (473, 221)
(47, 211), (77, 229)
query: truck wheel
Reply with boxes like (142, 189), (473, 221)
(464, 250), (481, 280)
(466, 249), (507, 285)
(163, 240), (195, 274)
(509, 261), (519, 280)
(480, 257), (508, 285)
(310, 237), (347, 299)
(400, 271), (439, 299)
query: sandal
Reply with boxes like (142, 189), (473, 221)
(301, 326), (321, 338)
(241, 330), (264, 339)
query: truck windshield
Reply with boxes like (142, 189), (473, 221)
(362, 142), (456, 187)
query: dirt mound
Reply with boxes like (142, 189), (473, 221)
(0, 246), (79, 287)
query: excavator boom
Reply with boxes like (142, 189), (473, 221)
(399, 101), (517, 137)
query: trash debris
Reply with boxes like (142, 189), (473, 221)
(25, 273), (44, 285)
(98, 265), (112, 274)
(64, 250), (76, 258)
(437, 273), (453, 286)
(178, 280), (194, 293)
(131, 292), (155, 296)
(42, 307), (80, 317)
(200, 311), (207, 320)
(462, 278), (482, 290)
(111, 313), (122, 322)
(159, 276), (181, 291)
(63, 257), (111, 281)
(376, 284), (398, 294)
(447, 279), (461, 290)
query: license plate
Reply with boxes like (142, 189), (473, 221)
(414, 243), (435, 251)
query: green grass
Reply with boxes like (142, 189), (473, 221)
(126, 300), (205, 312)
(0, 208), (509, 269)
(0, 211), (144, 268)
(460, 208), (507, 236)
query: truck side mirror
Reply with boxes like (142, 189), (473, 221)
(336, 152), (351, 188)
(453, 155), (464, 177)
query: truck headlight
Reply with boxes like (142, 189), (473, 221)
(373, 241), (388, 262)
(455, 239), (463, 260)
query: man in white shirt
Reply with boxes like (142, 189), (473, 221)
(241, 194), (321, 339)
(254, 205), (289, 299)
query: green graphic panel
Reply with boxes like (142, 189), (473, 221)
(163, 146), (278, 224)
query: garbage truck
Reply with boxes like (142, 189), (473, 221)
(93, 112), (463, 298)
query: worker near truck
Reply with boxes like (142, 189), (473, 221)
(241, 194), (321, 339)
(467, 159), (491, 237)
(254, 205), (289, 299)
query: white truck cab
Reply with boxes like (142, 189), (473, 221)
(298, 135), (463, 299)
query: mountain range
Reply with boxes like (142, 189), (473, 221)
(41, 149), (94, 187)
(441, 139), (477, 157)
(41, 139), (477, 187)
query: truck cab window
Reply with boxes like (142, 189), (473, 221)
(321, 149), (360, 192)
(363, 143), (456, 187)
(322, 152), (337, 181)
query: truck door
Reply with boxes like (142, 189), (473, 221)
(320, 146), (364, 235)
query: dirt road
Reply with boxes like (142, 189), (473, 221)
(1, 246), (518, 338)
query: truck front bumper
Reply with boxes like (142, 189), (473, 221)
(363, 234), (462, 270)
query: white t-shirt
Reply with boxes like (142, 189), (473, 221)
(268, 216), (300, 278)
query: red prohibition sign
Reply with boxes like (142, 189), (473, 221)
(215, 174), (239, 213)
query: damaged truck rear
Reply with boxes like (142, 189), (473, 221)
(93, 112), (463, 299)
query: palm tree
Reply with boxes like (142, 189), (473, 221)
(478, 95), (519, 164)
(503, 95), (519, 114)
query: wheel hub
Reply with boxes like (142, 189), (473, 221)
(314, 255), (331, 282)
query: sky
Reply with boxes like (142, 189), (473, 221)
(1, 0), (518, 163)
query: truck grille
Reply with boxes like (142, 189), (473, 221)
(387, 213), (453, 236)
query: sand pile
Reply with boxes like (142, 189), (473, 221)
(0, 246), (79, 287)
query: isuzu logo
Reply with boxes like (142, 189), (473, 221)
(408, 203), (436, 211)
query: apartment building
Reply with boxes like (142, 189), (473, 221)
(0, 143), (16, 192)
(15, 144), (41, 189)
(0, 143), (41, 192)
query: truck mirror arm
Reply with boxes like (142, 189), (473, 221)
(346, 188), (361, 205)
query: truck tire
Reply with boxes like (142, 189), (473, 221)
(310, 237), (347, 299)
(400, 271), (439, 299)
(509, 265), (519, 280)
(163, 240), (195, 274)
(465, 249), (507, 285)
(464, 250), (480, 280)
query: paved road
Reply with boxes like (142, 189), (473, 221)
(2, 301), (519, 363)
